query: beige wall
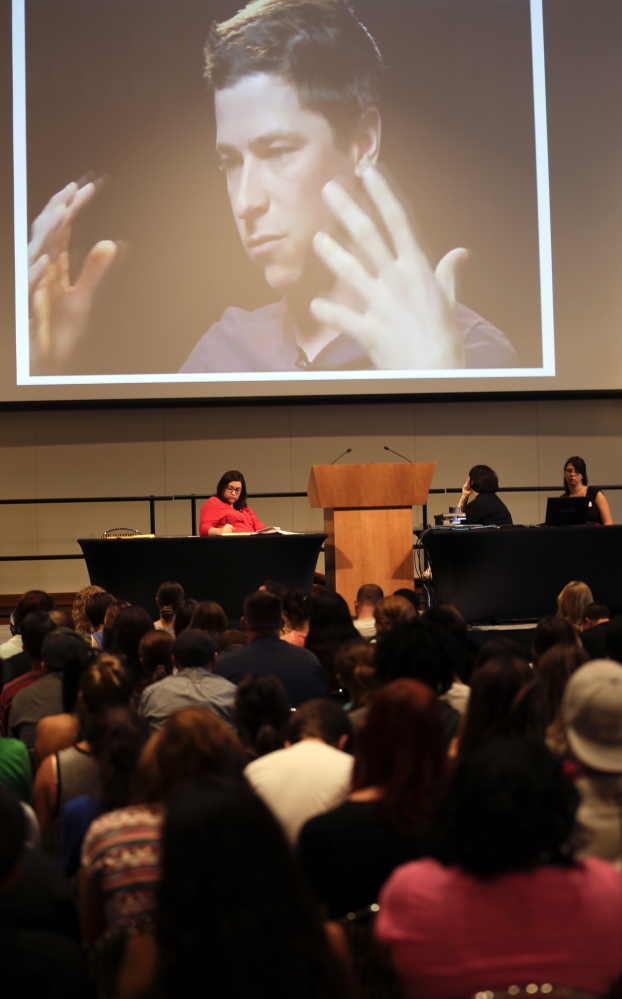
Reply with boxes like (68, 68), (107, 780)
(1, 397), (621, 595)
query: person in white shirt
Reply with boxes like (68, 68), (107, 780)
(353, 584), (383, 640)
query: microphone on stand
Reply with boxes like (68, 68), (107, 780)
(384, 445), (412, 463)
(330, 448), (352, 465)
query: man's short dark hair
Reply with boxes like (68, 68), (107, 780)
(205, 0), (385, 144)
(584, 603), (610, 622)
(356, 583), (383, 606)
(285, 697), (352, 748)
(85, 591), (116, 630)
(12, 589), (55, 632)
(468, 464), (499, 494)
(373, 618), (459, 695)
(243, 591), (282, 633)
(41, 629), (92, 675)
(20, 611), (57, 662)
(173, 629), (217, 670)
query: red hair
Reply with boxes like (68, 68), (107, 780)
(352, 679), (445, 828)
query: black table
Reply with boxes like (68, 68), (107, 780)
(78, 534), (326, 620)
(421, 525), (622, 623)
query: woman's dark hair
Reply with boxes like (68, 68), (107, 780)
(235, 673), (291, 757)
(139, 630), (175, 686)
(217, 629), (248, 653)
(352, 680), (445, 828)
(84, 591), (116, 631)
(101, 599), (131, 652)
(174, 598), (198, 637)
(151, 708), (247, 801)
(535, 643), (589, 726)
(79, 654), (133, 742)
(531, 615), (579, 663)
(190, 600), (228, 637)
(108, 605), (155, 678)
(282, 589), (312, 631)
(58, 639), (96, 713)
(443, 737), (578, 877)
(458, 657), (546, 759)
(156, 581), (185, 622)
(468, 464), (499, 493)
(215, 469), (248, 510)
(305, 590), (359, 689)
(563, 455), (588, 492)
(158, 778), (350, 999)
(12, 589), (55, 633)
(373, 618), (459, 695)
(334, 639), (378, 709)
(88, 706), (151, 813)
(472, 637), (529, 675)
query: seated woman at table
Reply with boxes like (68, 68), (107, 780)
(459, 464), (513, 526)
(199, 470), (266, 537)
(562, 455), (613, 525)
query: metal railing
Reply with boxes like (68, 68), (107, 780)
(1, 485), (621, 563)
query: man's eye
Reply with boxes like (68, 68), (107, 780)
(266, 146), (294, 159)
(218, 159), (240, 173)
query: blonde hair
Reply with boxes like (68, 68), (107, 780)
(373, 595), (417, 635)
(556, 580), (594, 630)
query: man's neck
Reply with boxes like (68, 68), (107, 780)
(247, 630), (280, 642)
(286, 273), (361, 364)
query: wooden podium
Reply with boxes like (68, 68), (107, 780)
(307, 462), (435, 609)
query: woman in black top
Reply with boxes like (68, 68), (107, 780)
(459, 464), (513, 526)
(562, 455), (612, 525)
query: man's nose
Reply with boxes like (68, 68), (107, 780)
(233, 160), (268, 219)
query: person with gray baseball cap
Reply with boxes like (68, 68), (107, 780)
(562, 659), (622, 865)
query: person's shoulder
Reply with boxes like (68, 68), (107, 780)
(456, 303), (519, 368)
(179, 301), (287, 373)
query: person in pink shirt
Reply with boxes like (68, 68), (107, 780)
(375, 737), (622, 999)
(199, 470), (266, 536)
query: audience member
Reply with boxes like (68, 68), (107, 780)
(531, 614), (581, 664)
(535, 643), (589, 754)
(392, 588), (420, 613)
(84, 591), (115, 650)
(299, 680), (444, 919)
(101, 599), (131, 652)
(108, 605), (155, 682)
(245, 699), (353, 843)
(472, 636), (529, 673)
(259, 579), (289, 602)
(353, 584), (384, 639)
(172, 598), (198, 637)
(137, 630), (174, 692)
(281, 588), (312, 646)
(154, 581), (184, 634)
(189, 599), (228, 638)
(557, 580), (594, 630)
(0, 733), (32, 804)
(605, 615), (622, 664)
(139, 629), (237, 731)
(305, 590), (360, 690)
(0, 612), (57, 735)
(563, 659), (622, 865)
(34, 632), (95, 765)
(581, 603), (611, 660)
(72, 585), (105, 636)
(376, 737), (622, 999)
(234, 673), (291, 760)
(0, 589), (55, 665)
(334, 639), (378, 722)
(217, 628), (247, 653)
(373, 594), (417, 637)
(214, 592), (328, 706)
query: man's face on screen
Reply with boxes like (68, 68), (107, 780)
(215, 73), (358, 291)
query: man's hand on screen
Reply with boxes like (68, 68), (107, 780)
(28, 180), (118, 374)
(310, 166), (468, 370)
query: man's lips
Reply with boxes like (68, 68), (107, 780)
(245, 235), (285, 256)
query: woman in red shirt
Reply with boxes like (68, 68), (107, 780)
(199, 470), (266, 536)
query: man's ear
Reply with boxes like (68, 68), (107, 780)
(207, 653), (217, 673)
(352, 108), (381, 176)
(336, 733), (350, 752)
(241, 616), (247, 633)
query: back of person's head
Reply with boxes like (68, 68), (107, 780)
(422, 606), (468, 679)
(48, 609), (75, 630)
(305, 593), (359, 686)
(259, 579), (288, 601)
(109, 605), (155, 669)
(532, 615), (579, 663)
(584, 602), (610, 624)
(12, 589), (55, 633)
(557, 580), (594, 629)
(243, 591), (282, 634)
(139, 630), (174, 685)
(472, 637), (529, 674)
(334, 639), (378, 709)
(80, 654), (133, 719)
(282, 589), (312, 631)
(85, 591), (116, 631)
(72, 584), (104, 634)
(468, 464), (499, 493)
(392, 588), (420, 613)
(535, 643), (589, 726)
(605, 616), (622, 664)
(217, 629), (248, 653)
(156, 581), (185, 623)
(88, 705), (151, 812)
(373, 595), (417, 635)
(444, 737), (578, 877)
(562, 659), (622, 772)
(373, 617), (459, 695)
(102, 599), (131, 652)
(153, 709), (246, 800)
(41, 629), (91, 675)
(0, 787), (26, 887)
(158, 777), (347, 999)
(458, 657), (546, 758)
(173, 598), (199, 638)
(20, 611), (57, 662)
(235, 673), (291, 756)
(190, 600), (228, 637)
(172, 629), (217, 671)
(356, 583), (384, 607)
(352, 679), (444, 828)
(285, 698), (352, 749)
(205, 0), (385, 148)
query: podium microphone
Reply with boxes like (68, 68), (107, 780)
(330, 448), (352, 465)
(384, 445), (412, 463)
